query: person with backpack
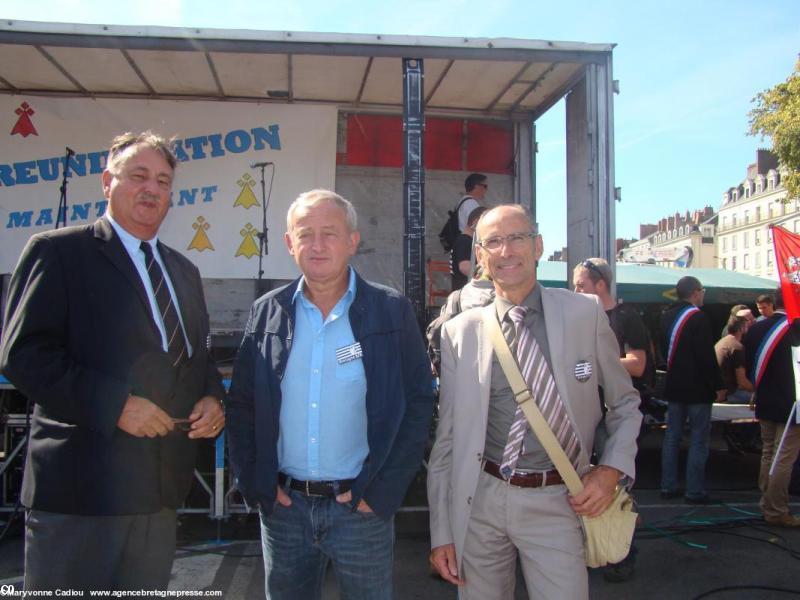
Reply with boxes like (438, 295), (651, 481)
(451, 206), (487, 291)
(438, 173), (488, 253)
(427, 267), (494, 377)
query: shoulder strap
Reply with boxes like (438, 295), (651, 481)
(453, 288), (462, 314)
(482, 308), (584, 494)
(667, 305), (700, 368)
(455, 196), (472, 211)
(752, 314), (790, 386)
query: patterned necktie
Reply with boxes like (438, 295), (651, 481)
(499, 305), (581, 478)
(140, 241), (187, 367)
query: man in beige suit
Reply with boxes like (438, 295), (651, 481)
(427, 205), (641, 599)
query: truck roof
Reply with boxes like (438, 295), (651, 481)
(0, 19), (614, 119)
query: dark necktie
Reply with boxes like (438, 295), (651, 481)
(500, 305), (581, 477)
(140, 241), (187, 367)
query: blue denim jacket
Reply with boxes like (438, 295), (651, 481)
(226, 271), (434, 519)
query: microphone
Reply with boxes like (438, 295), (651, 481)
(250, 161), (274, 168)
(65, 147), (75, 156)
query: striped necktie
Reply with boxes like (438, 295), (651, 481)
(499, 305), (580, 478)
(140, 241), (187, 367)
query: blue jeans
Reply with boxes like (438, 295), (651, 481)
(259, 489), (394, 600)
(661, 402), (712, 498)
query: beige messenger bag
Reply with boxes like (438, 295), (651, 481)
(484, 310), (637, 568)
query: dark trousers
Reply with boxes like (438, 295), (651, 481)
(24, 508), (177, 592)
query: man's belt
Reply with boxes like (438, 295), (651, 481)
(278, 473), (354, 497)
(482, 460), (564, 488)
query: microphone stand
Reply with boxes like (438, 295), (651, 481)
(253, 163), (275, 295)
(55, 147), (75, 229)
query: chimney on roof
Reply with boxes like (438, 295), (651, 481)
(640, 224), (657, 238)
(756, 149), (779, 175)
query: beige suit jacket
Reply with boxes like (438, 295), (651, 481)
(427, 286), (642, 564)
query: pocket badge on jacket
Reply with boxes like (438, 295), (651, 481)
(574, 360), (593, 382)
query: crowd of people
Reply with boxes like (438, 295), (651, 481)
(0, 139), (796, 599)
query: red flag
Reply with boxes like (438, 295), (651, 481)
(772, 224), (800, 321)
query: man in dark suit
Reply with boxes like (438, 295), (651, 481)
(743, 289), (800, 527)
(660, 276), (724, 504)
(0, 131), (225, 590)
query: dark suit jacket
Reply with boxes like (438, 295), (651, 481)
(0, 217), (224, 515)
(660, 301), (723, 404)
(743, 312), (800, 423)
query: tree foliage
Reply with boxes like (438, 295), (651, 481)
(749, 59), (800, 199)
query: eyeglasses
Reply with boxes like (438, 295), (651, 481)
(581, 260), (608, 286)
(479, 232), (537, 252)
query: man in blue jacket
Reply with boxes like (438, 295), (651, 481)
(226, 189), (434, 599)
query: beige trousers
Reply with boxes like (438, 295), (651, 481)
(759, 421), (800, 520)
(459, 470), (587, 600)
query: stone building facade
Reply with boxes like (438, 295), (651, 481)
(716, 150), (797, 280)
(619, 207), (716, 268)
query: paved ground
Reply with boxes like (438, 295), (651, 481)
(2, 426), (800, 599)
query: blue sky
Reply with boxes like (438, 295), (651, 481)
(4, 0), (799, 254)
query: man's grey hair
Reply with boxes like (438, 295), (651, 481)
(106, 131), (178, 174)
(474, 203), (538, 243)
(286, 189), (358, 232)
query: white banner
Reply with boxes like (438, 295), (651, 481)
(0, 96), (337, 278)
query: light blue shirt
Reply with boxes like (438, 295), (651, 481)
(106, 214), (193, 357)
(278, 268), (368, 480)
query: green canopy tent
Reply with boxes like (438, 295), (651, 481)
(537, 261), (777, 304)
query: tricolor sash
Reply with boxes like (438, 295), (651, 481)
(667, 305), (700, 368)
(752, 314), (790, 387)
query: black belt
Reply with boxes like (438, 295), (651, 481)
(278, 473), (354, 497)
(482, 460), (563, 488)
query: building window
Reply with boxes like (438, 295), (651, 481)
(755, 252), (760, 268)
(732, 214), (738, 227)
(768, 229), (773, 243)
(722, 237), (728, 251)
(756, 206), (761, 221)
(768, 249), (774, 266)
(745, 210), (750, 224)
(743, 254), (749, 269)
(722, 216), (728, 229)
(755, 229), (761, 245)
(732, 256), (737, 270)
(743, 231), (749, 249)
(732, 236), (737, 251)
(722, 258), (727, 269)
